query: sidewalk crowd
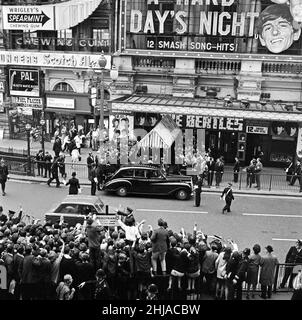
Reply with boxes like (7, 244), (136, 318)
(0, 205), (301, 301)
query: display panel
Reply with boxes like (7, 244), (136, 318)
(124, 0), (302, 55)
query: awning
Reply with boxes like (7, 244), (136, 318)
(138, 115), (181, 149)
(111, 95), (302, 122)
(55, 0), (103, 30)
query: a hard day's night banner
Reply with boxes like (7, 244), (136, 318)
(124, 0), (302, 54)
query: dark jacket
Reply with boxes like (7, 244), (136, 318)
(214, 162), (224, 173)
(233, 160), (240, 172)
(75, 261), (95, 285)
(150, 227), (169, 254)
(285, 246), (302, 264)
(80, 279), (111, 300)
(0, 165), (9, 182)
(206, 160), (215, 172)
(87, 155), (94, 168)
(221, 187), (234, 202)
(53, 139), (62, 154)
(66, 177), (80, 195)
(20, 254), (35, 284)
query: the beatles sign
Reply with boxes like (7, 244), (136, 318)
(125, 0), (302, 54)
(170, 114), (244, 131)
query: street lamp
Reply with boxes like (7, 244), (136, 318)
(87, 53), (119, 134)
(25, 123), (32, 175)
(40, 117), (46, 155)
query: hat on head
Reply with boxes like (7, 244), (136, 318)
(63, 274), (72, 281)
(147, 284), (158, 294)
(297, 239), (302, 245)
(8, 210), (15, 215)
(126, 207), (133, 213)
(265, 245), (274, 253)
(228, 182), (232, 186)
(243, 248), (251, 256)
(96, 268), (106, 278)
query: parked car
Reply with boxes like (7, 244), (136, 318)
(45, 195), (114, 226)
(103, 165), (193, 200)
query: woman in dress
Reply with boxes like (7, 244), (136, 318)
(246, 244), (262, 299)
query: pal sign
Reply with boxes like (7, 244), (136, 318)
(9, 69), (40, 97)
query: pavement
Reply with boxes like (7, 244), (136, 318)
(1, 137), (301, 197)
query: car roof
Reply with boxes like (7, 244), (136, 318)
(61, 195), (104, 205)
(119, 165), (159, 170)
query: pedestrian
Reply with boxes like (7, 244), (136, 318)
(233, 248), (250, 300)
(225, 251), (241, 300)
(58, 155), (66, 181)
(56, 274), (75, 300)
(206, 157), (215, 187)
(215, 246), (232, 300)
(52, 137), (62, 159)
(246, 161), (256, 188)
(246, 244), (262, 299)
(65, 172), (81, 195)
(289, 160), (302, 192)
(87, 152), (95, 180)
(254, 158), (263, 190)
(86, 218), (102, 272)
(259, 245), (279, 299)
(90, 164), (98, 196)
(47, 158), (61, 188)
(44, 151), (53, 178)
(35, 150), (44, 177)
(74, 133), (82, 155)
(280, 239), (302, 289)
(78, 268), (112, 300)
(91, 128), (99, 151)
(150, 218), (170, 276)
(194, 174), (203, 207)
(220, 182), (234, 214)
(214, 158), (224, 187)
(291, 268), (302, 300)
(233, 157), (240, 183)
(285, 157), (295, 182)
(0, 158), (9, 196)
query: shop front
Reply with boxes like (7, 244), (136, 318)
(45, 93), (93, 139)
(110, 95), (302, 167)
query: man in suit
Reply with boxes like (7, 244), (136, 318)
(259, 245), (279, 299)
(66, 172), (81, 195)
(290, 160), (302, 192)
(206, 157), (215, 187)
(87, 152), (95, 180)
(221, 182), (234, 214)
(194, 174), (203, 207)
(280, 239), (302, 289)
(90, 164), (98, 196)
(214, 158), (224, 187)
(0, 158), (9, 196)
(35, 150), (44, 177)
(47, 158), (61, 188)
(44, 151), (53, 178)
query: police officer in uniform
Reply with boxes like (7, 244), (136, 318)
(194, 174), (203, 207)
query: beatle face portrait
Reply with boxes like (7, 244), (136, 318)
(257, 3), (301, 54)
(135, 113), (146, 126)
(272, 122), (297, 137)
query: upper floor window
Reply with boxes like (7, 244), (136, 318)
(57, 29), (72, 39)
(53, 82), (74, 92)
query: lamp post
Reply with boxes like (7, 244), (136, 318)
(40, 117), (46, 155)
(25, 123), (32, 175)
(87, 53), (119, 135)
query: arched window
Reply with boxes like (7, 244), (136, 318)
(53, 82), (74, 92)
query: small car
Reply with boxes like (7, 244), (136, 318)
(103, 165), (193, 200)
(45, 195), (115, 226)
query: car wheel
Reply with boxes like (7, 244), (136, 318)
(176, 189), (188, 200)
(116, 186), (128, 197)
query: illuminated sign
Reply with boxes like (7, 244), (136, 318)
(246, 125), (268, 135)
(47, 97), (75, 109)
(123, 0), (302, 54)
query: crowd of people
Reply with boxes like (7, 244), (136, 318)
(0, 205), (301, 301)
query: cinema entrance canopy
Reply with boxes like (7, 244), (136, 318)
(110, 95), (302, 123)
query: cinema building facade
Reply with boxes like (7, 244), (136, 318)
(110, 0), (302, 166)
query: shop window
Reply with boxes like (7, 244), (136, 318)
(53, 82), (74, 92)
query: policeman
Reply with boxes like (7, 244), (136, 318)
(194, 174), (203, 207)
